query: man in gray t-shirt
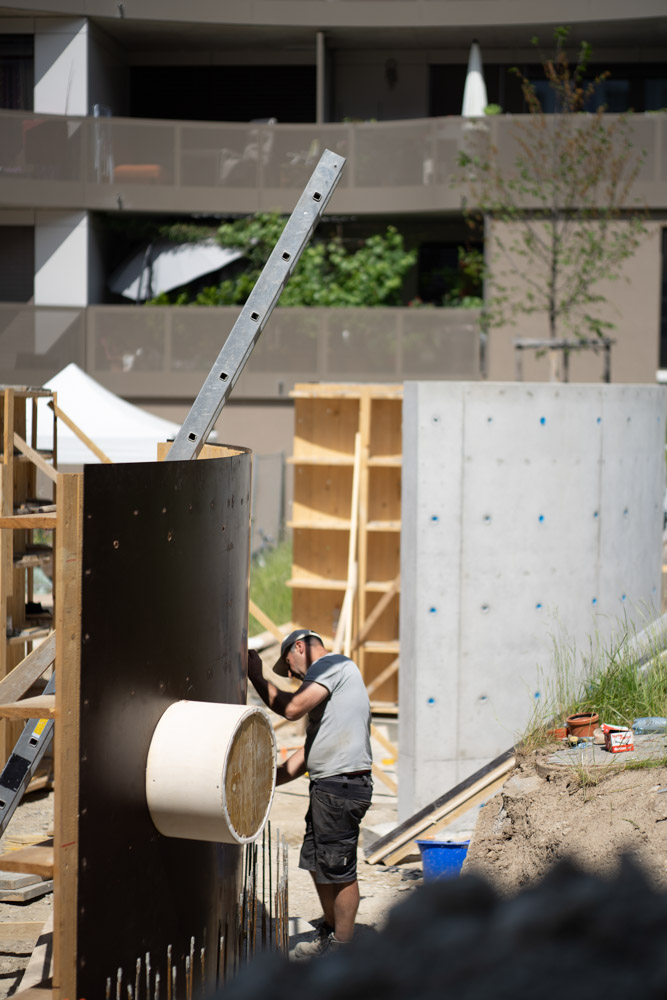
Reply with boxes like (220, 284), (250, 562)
(248, 628), (372, 958)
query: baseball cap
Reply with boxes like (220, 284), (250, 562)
(273, 628), (323, 677)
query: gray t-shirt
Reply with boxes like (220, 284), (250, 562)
(302, 653), (372, 780)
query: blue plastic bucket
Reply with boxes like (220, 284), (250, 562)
(416, 839), (470, 880)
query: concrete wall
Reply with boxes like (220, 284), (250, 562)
(399, 381), (666, 819)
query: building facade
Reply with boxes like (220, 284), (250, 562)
(0, 2), (666, 453)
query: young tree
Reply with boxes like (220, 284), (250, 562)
(457, 27), (646, 379)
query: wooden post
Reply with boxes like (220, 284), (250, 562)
(333, 433), (361, 656)
(53, 472), (83, 1000)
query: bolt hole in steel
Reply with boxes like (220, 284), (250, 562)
(282, 252), (291, 261)
(219, 371), (228, 381)
(251, 312), (260, 321)
(313, 191), (322, 201)
(188, 432), (197, 441)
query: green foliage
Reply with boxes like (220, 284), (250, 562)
(249, 540), (293, 636)
(148, 290), (190, 306)
(457, 26), (647, 353)
(158, 222), (217, 244)
(523, 616), (667, 749)
(148, 212), (416, 308)
(441, 247), (485, 307)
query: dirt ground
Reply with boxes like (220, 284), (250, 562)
(465, 742), (667, 892)
(3, 713), (666, 996)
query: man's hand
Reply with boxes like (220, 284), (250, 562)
(247, 649), (264, 687)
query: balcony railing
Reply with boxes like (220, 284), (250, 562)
(1, 110), (664, 215)
(0, 304), (482, 396)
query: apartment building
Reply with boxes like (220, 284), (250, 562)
(0, 1), (666, 454)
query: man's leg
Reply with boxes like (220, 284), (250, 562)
(310, 876), (359, 942)
(309, 871), (335, 928)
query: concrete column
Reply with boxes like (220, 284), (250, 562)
(399, 381), (666, 820)
(35, 211), (89, 307)
(34, 17), (88, 115)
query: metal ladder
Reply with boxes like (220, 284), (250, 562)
(0, 672), (55, 838)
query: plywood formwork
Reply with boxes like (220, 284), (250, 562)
(1, 430), (260, 1000)
(288, 384), (402, 706)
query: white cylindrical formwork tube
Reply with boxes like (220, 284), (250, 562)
(146, 701), (276, 844)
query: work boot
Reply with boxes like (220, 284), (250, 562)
(292, 924), (335, 959)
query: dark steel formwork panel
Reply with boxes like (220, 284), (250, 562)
(77, 451), (251, 998)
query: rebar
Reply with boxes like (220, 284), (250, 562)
(135, 957), (141, 1000)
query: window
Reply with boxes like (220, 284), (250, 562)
(0, 35), (33, 111)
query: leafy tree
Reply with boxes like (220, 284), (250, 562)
(148, 213), (416, 307)
(457, 27), (646, 375)
(441, 247), (484, 308)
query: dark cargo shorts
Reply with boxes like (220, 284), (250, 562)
(299, 773), (372, 884)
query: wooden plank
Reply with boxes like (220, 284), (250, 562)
(354, 575), (400, 651)
(0, 880), (52, 902)
(370, 720), (398, 759)
(371, 763), (397, 794)
(383, 772), (512, 866)
(53, 473), (83, 1000)
(334, 433), (361, 657)
(0, 845), (54, 878)
(248, 600), (288, 645)
(357, 392), (371, 681)
(366, 748), (516, 865)
(411, 772), (511, 845)
(0, 696), (55, 720)
(49, 401), (112, 465)
(366, 657), (399, 699)
(12, 984), (53, 1000)
(0, 635), (56, 706)
(0, 921), (46, 943)
(8, 629), (52, 647)
(0, 513), (57, 529)
(370, 701), (398, 716)
(17, 912), (53, 996)
(291, 383), (402, 401)
(13, 434), (57, 485)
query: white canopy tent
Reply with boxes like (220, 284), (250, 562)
(28, 363), (182, 465)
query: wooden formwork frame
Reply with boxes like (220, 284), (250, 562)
(288, 383), (403, 709)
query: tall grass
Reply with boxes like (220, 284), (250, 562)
(248, 540), (293, 636)
(524, 615), (667, 745)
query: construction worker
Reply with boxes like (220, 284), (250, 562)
(247, 628), (372, 958)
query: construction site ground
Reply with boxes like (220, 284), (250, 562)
(3, 687), (667, 995)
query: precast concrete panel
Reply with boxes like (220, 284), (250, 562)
(399, 382), (666, 819)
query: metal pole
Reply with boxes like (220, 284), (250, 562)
(166, 149), (345, 462)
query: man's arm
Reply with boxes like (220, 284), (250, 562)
(247, 649), (329, 720)
(276, 746), (306, 786)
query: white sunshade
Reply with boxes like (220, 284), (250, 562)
(462, 41), (488, 118)
(28, 363), (182, 465)
(109, 240), (243, 302)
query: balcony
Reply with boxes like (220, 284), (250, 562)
(1, 110), (664, 215)
(0, 304), (482, 397)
